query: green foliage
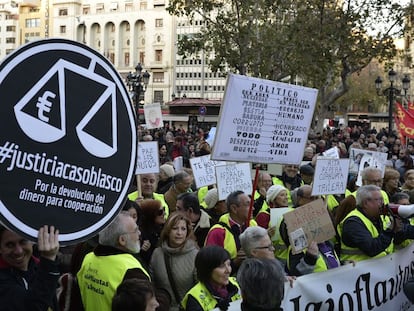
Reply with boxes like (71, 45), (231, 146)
(167, 0), (411, 130)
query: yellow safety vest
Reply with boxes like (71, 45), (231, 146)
(128, 191), (170, 218)
(181, 277), (240, 311)
(77, 252), (150, 311)
(337, 209), (393, 262)
(198, 186), (209, 209)
(207, 213), (257, 259)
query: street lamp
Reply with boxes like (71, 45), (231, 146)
(126, 63), (150, 127)
(375, 69), (410, 134)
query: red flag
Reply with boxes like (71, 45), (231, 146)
(408, 101), (414, 115)
(395, 102), (414, 139)
(394, 116), (406, 145)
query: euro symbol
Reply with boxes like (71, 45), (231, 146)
(36, 91), (56, 122)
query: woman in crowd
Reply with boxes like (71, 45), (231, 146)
(255, 185), (288, 229)
(159, 144), (172, 165)
(181, 246), (240, 311)
(150, 212), (198, 311)
(139, 199), (166, 265)
(123, 199), (141, 224)
(382, 167), (401, 199)
(402, 169), (414, 192)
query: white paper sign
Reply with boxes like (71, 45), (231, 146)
(312, 158), (350, 195)
(144, 103), (163, 129)
(322, 146), (340, 159)
(215, 163), (252, 201)
(211, 74), (317, 164)
(270, 207), (290, 241)
(173, 156), (183, 172)
(190, 155), (226, 188)
(136, 141), (159, 174)
(348, 148), (387, 187)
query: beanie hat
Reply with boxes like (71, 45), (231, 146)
(204, 188), (219, 209)
(299, 164), (315, 176)
(160, 164), (175, 178)
(266, 185), (286, 203)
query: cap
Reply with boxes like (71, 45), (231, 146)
(204, 188), (219, 209)
(160, 164), (175, 178)
(266, 185), (286, 203)
(300, 164), (315, 176)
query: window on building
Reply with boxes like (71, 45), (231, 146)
(96, 3), (104, 13)
(155, 18), (163, 27)
(25, 18), (40, 28)
(154, 90), (163, 103)
(126, 24), (130, 31)
(155, 50), (162, 62)
(60, 25), (66, 33)
(59, 8), (68, 16)
(6, 25), (15, 31)
(111, 24), (115, 32)
(109, 53), (114, 64)
(125, 3), (133, 11)
(83, 6), (90, 14)
(153, 72), (164, 83)
(109, 2), (118, 11)
(6, 37), (15, 43)
(140, 1), (147, 10)
(124, 52), (130, 67)
(139, 52), (145, 64)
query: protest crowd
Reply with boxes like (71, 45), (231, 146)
(5, 122), (414, 311)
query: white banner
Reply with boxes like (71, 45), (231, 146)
(225, 244), (414, 311)
(215, 163), (252, 201)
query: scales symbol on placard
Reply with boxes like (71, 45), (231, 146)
(14, 59), (118, 158)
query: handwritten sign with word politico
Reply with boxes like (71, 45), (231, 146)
(212, 74), (317, 164)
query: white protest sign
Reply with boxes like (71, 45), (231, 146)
(349, 148), (388, 187)
(190, 155), (226, 189)
(349, 148), (387, 175)
(215, 163), (252, 201)
(322, 146), (340, 158)
(144, 103), (163, 129)
(173, 156), (183, 172)
(312, 158), (350, 195)
(211, 74), (317, 164)
(270, 207), (290, 242)
(136, 141), (159, 174)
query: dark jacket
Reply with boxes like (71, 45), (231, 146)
(0, 255), (60, 311)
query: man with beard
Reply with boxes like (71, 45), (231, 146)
(77, 212), (169, 311)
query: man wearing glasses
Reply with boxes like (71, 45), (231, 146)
(338, 185), (404, 262)
(77, 212), (169, 311)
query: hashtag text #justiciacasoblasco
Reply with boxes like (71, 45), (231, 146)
(0, 141), (123, 192)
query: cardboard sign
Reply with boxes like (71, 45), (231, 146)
(215, 163), (252, 201)
(190, 155), (226, 188)
(211, 74), (317, 164)
(144, 103), (163, 129)
(136, 141), (159, 174)
(283, 198), (336, 254)
(0, 39), (136, 244)
(312, 158), (350, 195)
(173, 156), (183, 172)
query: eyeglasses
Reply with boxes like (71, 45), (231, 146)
(157, 208), (165, 216)
(254, 244), (275, 251)
(367, 198), (383, 203)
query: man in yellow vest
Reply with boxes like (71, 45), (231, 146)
(205, 191), (257, 271)
(77, 212), (169, 311)
(338, 185), (402, 262)
(128, 173), (169, 218)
